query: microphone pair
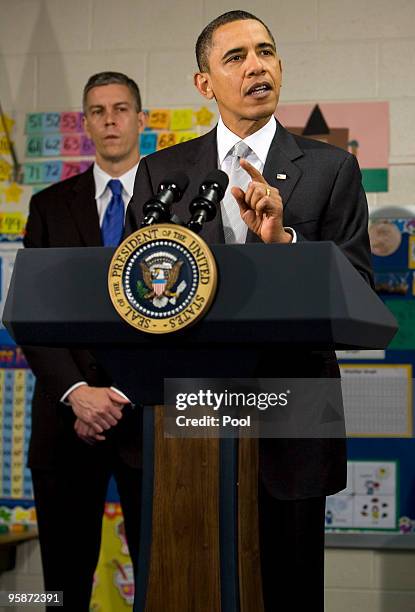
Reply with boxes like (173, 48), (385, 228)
(141, 169), (229, 234)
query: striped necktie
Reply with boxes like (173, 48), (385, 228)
(101, 179), (125, 247)
(221, 141), (251, 244)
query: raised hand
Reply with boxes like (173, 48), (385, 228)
(231, 158), (292, 244)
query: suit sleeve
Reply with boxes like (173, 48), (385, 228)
(22, 194), (88, 403)
(124, 158), (155, 236)
(296, 154), (373, 287)
(322, 154), (373, 286)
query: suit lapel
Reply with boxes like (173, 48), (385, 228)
(263, 120), (304, 208)
(67, 166), (102, 246)
(247, 120), (304, 243)
(173, 129), (225, 244)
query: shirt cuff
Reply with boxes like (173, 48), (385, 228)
(60, 384), (133, 406)
(110, 386), (134, 406)
(60, 381), (87, 405)
(284, 226), (297, 243)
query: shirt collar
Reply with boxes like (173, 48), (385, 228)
(93, 162), (139, 200)
(217, 115), (277, 166)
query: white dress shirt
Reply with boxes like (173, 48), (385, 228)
(61, 162), (138, 404)
(93, 161), (138, 223)
(217, 116), (296, 243)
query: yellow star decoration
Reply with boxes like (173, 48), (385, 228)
(4, 182), (23, 203)
(0, 115), (15, 136)
(195, 106), (214, 127)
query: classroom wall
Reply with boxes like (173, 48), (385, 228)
(1, 1), (415, 610)
(1, 0), (415, 218)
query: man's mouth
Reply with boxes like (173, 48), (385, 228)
(246, 83), (272, 97)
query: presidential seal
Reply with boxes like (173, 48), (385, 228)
(108, 224), (217, 334)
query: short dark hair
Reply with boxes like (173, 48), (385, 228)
(196, 10), (276, 72)
(82, 71), (142, 112)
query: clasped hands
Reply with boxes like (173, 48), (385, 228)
(232, 159), (292, 244)
(69, 385), (130, 445)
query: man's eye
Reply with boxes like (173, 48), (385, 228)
(228, 55), (242, 62)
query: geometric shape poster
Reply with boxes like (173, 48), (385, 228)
(276, 101), (389, 192)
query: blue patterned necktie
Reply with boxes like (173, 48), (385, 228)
(101, 179), (125, 246)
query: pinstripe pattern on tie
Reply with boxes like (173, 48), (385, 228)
(101, 179), (125, 247)
(221, 141), (251, 244)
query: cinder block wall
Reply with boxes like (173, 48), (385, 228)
(1, 1), (415, 611)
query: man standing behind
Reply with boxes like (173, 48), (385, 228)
(23, 72), (145, 610)
(125, 12), (372, 611)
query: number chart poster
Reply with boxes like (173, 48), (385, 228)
(0, 346), (34, 503)
(22, 106), (216, 193)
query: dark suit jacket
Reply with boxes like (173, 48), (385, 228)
(124, 121), (373, 500)
(23, 166), (140, 469)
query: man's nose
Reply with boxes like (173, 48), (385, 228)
(246, 53), (265, 76)
(104, 111), (116, 125)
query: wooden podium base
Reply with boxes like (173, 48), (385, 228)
(134, 407), (264, 612)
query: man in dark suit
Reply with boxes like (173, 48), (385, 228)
(23, 71), (145, 610)
(125, 11), (372, 611)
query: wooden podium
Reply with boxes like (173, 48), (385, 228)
(3, 242), (396, 611)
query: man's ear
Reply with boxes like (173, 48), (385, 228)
(194, 72), (214, 100)
(82, 114), (91, 138)
(137, 111), (146, 133)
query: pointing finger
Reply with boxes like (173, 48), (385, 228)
(239, 158), (266, 183)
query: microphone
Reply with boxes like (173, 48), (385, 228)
(141, 171), (189, 227)
(187, 169), (229, 234)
